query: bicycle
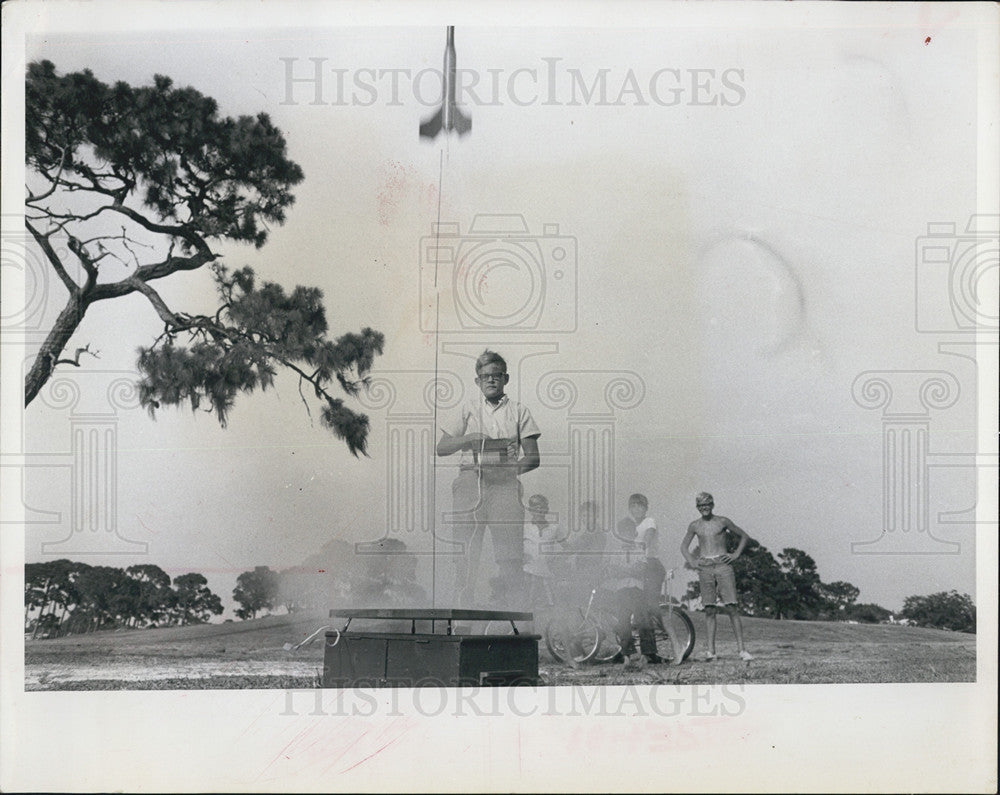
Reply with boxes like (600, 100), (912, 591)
(543, 571), (696, 666)
(481, 576), (558, 637)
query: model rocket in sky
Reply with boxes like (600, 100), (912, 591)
(419, 26), (472, 139)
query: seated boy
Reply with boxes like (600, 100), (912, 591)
(601, 537), (649, 668)
(522, 493), (569, 611)
(609, 493), (682, 667)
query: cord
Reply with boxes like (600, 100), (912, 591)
(283, 625), (333, 652)
(431, 148), (443, 609)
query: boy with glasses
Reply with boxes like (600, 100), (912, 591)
(437, 350), (541, 607)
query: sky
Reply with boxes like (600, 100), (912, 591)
(5, 6), (997, 617)
(1, 5), (998, 794)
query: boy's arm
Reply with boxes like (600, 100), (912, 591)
(436, 410), (488, 457)
(515, 405), (542, 476)
(516, 435), (540, 475)
(436, 431), (487, 456)
(637, 517), (656, 551)
(721, 518), (750, 562)
(680, 525), (698, 568)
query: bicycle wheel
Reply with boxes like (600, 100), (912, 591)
(654, 604), (696, 663)
(544, 614), (600, 664)
(589, 608), (623, 662)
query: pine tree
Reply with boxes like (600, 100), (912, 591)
(24, 61), (383, 453)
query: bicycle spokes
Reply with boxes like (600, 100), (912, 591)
(656, 604), (696, 662)
(544, 614), (601, 664)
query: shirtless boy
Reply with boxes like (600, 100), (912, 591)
(680, 492), (754, 661)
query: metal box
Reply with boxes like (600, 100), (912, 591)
(322, 609), (539, 688)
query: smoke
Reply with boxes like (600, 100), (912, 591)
(276, 536), (429, 621)
(276, 499), (650, 637)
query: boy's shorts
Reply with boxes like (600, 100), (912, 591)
(698, 560), (738, 606)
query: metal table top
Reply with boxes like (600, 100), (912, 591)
(329, 608), (533, 621)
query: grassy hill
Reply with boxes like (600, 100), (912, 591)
(544, 613), (976, 686)
(24, 611), (976, 690)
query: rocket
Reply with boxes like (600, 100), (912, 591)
(419, 26), (472, 139)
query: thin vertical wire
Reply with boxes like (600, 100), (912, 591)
(430, 147), (444, 608)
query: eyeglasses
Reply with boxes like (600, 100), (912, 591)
(696, 503), (714, 508)
(477, 372), (506, 382)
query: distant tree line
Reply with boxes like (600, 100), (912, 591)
(26, 540), (429, 639)
(900, 591), (975, 633)
(25, 560), (223, 638)
(683, 539), (975, 633)
(232, 539), (427, 619)
(28, 547), (975, 637)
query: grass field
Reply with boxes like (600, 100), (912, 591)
(24, 610), (976, 690)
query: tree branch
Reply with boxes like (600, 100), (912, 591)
(25, 218), (78, 294)
(27, 204), (114, 224)
(51, 343), (100, 368)
(71, 161), (130, 199)
(33, 167), (112, 196)
(89, 245), (216, 303)
(127, 278), (184, 325)
(65, 234), (98, 282)
(119, 232), (153, 270)
(297, 376), (314, 420)
(25, 146), (68, 204)
(106, 203), (209, 246)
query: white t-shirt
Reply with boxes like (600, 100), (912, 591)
(440, 393), (541, 469)
(602, 516), (655, 590)
(523, 521), (567, 577)
(636, 516), (659, 559)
